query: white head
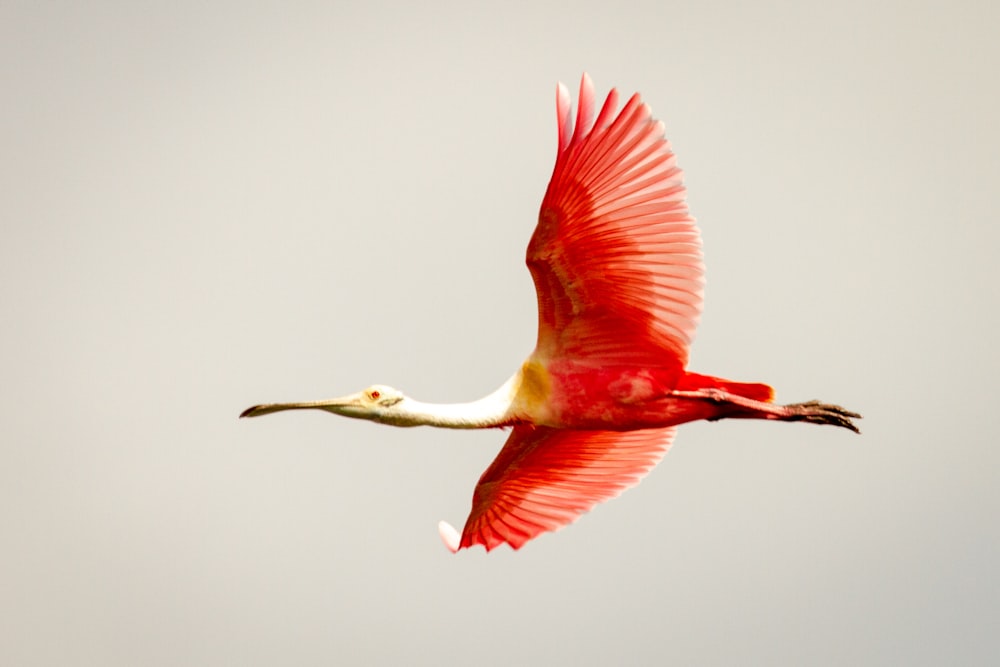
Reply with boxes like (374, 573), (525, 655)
(338, 385), (413, 425)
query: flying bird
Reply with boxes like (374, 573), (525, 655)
(241, 74), (860, 552)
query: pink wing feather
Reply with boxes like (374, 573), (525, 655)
(528, 73), (704, 370)
(457, 425), (677, 551)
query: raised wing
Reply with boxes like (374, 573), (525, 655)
(445, 424), (677, 552)
(528, 74), (704, 373)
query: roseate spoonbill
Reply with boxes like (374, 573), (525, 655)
(241, 74), (860, 553)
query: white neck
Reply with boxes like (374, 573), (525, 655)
(391, 376), (519, 429)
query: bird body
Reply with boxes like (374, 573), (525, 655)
(506, 360), (769, 431)
(242, 74), (860, 552)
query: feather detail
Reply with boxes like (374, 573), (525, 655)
(456, 424), (677, 551)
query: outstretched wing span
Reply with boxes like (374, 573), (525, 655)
(528, 74), (704, 373)
(443, 425), (677, 552)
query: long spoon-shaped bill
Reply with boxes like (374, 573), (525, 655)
(239, 395), (364, 419)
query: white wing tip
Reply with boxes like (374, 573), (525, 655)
(438, 520), (460, 553)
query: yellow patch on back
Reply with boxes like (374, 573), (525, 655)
(515, 360), (551, 414)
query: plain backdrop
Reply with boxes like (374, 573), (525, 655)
(2, 1), (997, 665)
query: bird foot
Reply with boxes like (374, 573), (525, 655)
(783, 401), (862, 433)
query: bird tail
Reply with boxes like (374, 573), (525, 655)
(677, 372), (775, 402)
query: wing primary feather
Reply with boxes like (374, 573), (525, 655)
(556, 82), (572, 154)
(582, 113), (664, 205)
(550, 95), (649, 215)
(559, 94), (643, 187)
(592, 86), (620, 134)
(570, 73), (595, 148)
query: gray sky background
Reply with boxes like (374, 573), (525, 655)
(3, 1), (997, 665)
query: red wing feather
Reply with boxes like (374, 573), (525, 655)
(528, 74), (704, 374)
(458, 424), (677, 551)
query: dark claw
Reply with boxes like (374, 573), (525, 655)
(788, 401), (862, 434)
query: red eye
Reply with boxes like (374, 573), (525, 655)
(370, 390), (380, 400)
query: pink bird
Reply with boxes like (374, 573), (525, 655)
(241, 74), (860, 552)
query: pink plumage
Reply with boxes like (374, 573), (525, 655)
(458, 426), (677, 551)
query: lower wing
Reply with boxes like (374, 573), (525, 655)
(440, 423), (677, 552)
